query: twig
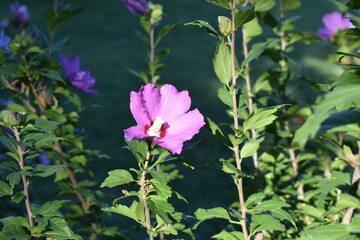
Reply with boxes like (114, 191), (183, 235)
(13, 127), (35, 230)
(231, 1), (249, 239)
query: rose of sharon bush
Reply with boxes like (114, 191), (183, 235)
(59, 54), (97, 94)
(317, 11), (354, 40)
(125, 84), (205, 154)
(123, 0), (149, 16)
(9, 2), (29, 23)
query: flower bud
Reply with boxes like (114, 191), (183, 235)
(2, 110), (25, 126)
(149, 3), (163, 23)
(218, 16), (232, 36)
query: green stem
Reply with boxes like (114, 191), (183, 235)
(231, 1), (249, 239)
(150, 20), (156, 84)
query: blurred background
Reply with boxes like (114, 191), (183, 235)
(0, 0), (343, 238)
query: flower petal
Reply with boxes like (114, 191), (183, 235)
(155, 109), (205, 154)
(124, 125), (147, 141)
(130, 91), (151, 126)
(59, 54), (81, 76)
(160, 84), (191, 122)
(139, 84), (161, 121)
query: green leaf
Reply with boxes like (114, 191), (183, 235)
(48, 8), (84, 31)
(103, 203), (142, 224)
(34, 164), (65, 177)
(0, 180), (12, 196)
(0, 135), (17, 153)
(243, 105), (282, 132)
(217, 86), (233, 108)
(156, 24), (177, 46)
(253, 0), (276, 12)
(194, 207), (230, 229)
(213, 38), (232, 85)
(244, 17), (263, 43)
(218, 16), (232, 36)
(150, 178), (172, 199)
(124, 140), (148, 163)
(331, 171), (351, 185)
(245, 192), (266, 208)
(317, 179), (342, 206)
(30, 118), (61, 133)
(293, 85), (360, 147)
(6, 172), (21, 189)
(332, 193), (360, 213)
(283, 0), (301, 11)
(250, 214), (285, 235)
(185, 20), (218, 37)
(46, 217), (81, 240)
(235, 6), (255, 29)
(100, 169), (134, 188)
(240, 137), (264, 159)
(40, 70), (64, 82)
(241, 41), (270, 68)
(206, 0), (231, 9)
(35, 200), (69, 218)
(211, 230), (244, 240)
(299, 224), (354, 240)
(148, 196), (174, 223)
(318, 110), (360, 135)
(205, 117), (225, 141)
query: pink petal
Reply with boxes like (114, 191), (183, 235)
(323, 12), (343, 29)
(130, 91), (151, 126)
(140, 84), (161, 121)
(317, 27), (333, 40)
(160, 84), (191, 122)
(124, 126), (146, 141)
(155, 109), (205, 154)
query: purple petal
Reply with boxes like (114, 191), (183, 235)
(317, 27), (333, 40)
(130, 90), (151, 127)
(59, 54), (81, 76)
(139, 84), (161, 121)
(124, 0), (149, 16)
(155, 109), (205, 154)
(0, 30), (11, 50)
(124, 125), (147, 141)
(159, 84), (191, 122)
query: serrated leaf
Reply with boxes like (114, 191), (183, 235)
(299, 224), (354, 240)
(101, 169), (134, 188)
(185, 20), (218, 37)
(211, 230), (244, 240)
(250, 214), (285, 235)
(156, 24), (177, 46)
(103, 204), (142, 224)
(217, 87), (233, 108)
(253, 0), (276, 12)
(241, 41), (270, 68)
(35, 200), (69, 218)
(235, 6), (255, 29)
(150, 178), (172, 199)
(317, 179), (342, 206)
(33, 164), (65, 177)
(332, 193), (360, 213)
(46, 217), (81, 240)
(206, 117), (225, 141)
(243, 105), (282, 132)
(6, 172), (21, 189)
(0, 180), (12, 196)
(148, 196), (174, 223)
(124, 140), (148, 163)
(194, 207), (230, 229)
(240, 137), (264, 158)
(213, 38), (232, 85)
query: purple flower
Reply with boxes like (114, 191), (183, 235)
(0, 30), (11, 50)
(0, 19), (9, 29)
(317, 11), (355, 40)
(124, 84), (205, 154)
(123, 0), (149, 16)
(38, 151), (51, 165)
(59, 54), (98, 94)
(9, 2), (29, 23)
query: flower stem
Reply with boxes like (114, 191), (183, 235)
(150, 20), (156, 85)
(140, 151), (154, 240)
(231, 1), (249, 239)
(13, 127), (35, 230)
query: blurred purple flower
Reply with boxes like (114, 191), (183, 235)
(317, 11), (354, 40)
(0, 99), (14, 110)
(0, 19), (9, 29)
(9, 2), (29, 23)
(38, 151), (51, 165)
(123, 0), (149, 16)
(124, 84), (205, 154)
(59, 54), (98, 94)
(0, 30), (11, 50)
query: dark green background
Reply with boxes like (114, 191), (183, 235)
(0, 0), (341, 238)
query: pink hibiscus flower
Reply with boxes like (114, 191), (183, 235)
(317, 11), (354, 40)
(124, 84), (205, 154)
